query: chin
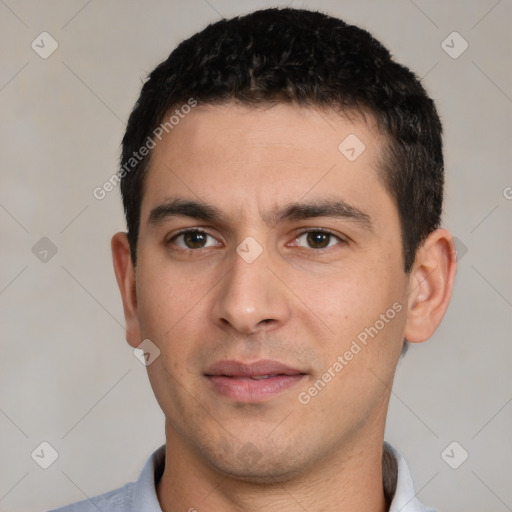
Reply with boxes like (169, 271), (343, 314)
(205, 443), (309, 485)
(216, 462), (304, 485)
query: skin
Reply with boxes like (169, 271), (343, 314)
(112, 103), (457, 512)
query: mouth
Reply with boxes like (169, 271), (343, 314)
(204, 359), (307, 403)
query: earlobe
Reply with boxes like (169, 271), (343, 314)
(111, 232), (142, 348)
(403, 228), (457, 343)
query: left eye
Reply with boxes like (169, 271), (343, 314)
(294, 231), (342, 249)
(170, 230), (220, 249)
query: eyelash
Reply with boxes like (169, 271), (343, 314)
(292, 228), (347, 250)
(166, 228), (347, 252)
(166, 228), (219, 250)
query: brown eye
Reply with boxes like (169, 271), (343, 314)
(295, 230), (342, 250)
(171, 230), (219, 249)
(306, 232), (331, 248)
(183, 232), (207, 248)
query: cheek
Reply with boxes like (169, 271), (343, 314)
(293, 258), (400, 323)
(135, 258), (219, 377)
(135, 262), (197, 347)
(137, 272), (201, 406)
(291, 258), (407, 370)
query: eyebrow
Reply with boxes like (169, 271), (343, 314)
(269, 200), (373, 230)
(147, 198), (373, 231)
(148, 198), (223, 226)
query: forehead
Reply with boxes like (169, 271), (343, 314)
(141, 102), (393, 225)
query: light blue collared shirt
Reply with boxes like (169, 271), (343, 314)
(48, 443), (436, 511)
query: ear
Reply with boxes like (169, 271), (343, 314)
(404, 228), (457, 343)
(111, 232), (142, 348)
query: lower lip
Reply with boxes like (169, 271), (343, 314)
(206, 375), (306, 402)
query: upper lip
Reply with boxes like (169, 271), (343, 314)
(205, 359), (306, 377)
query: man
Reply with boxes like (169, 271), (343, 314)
(51, 7), (456, 512)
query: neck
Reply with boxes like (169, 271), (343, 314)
(156, 423), (388, 512)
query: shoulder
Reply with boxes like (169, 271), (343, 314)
(47, 445), (165, 512)
(47, 481), (135, 511)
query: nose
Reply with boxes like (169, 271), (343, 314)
(211, 245), (291, 335)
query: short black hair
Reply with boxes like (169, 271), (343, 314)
(120, 7), (443, 273)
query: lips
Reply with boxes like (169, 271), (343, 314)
(205, 359), (307, 402)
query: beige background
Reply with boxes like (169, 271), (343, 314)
(1, 1), (511, 511)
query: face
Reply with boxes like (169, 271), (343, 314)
(124, 103), (412, 481)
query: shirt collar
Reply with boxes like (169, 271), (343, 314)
(385, 442), (436, 512)
(131, 444), (165, 510)
(137, 443), (434, 512)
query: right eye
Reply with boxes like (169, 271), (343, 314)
(168, 229), (221, 250)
